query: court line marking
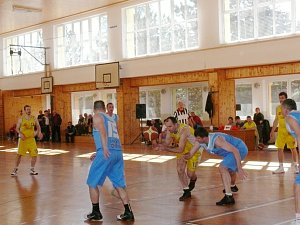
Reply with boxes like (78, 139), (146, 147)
(185, 197), (294, 224)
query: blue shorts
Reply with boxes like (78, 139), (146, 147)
(295, 174), (300, 184)
(86, 150), (126, 189)
(221, 142), (248, 172)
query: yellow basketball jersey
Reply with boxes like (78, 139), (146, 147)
(170, 123), (194, 154)
(276, 105), (288, 132)
(20, 116), (36, 138)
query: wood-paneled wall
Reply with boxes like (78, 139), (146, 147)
(2, 60), (297, 144)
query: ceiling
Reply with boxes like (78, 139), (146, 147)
(0, 0), (125, 35)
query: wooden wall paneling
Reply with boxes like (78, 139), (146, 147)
(3, 90), (42, 135)
(0, 90), (4, 138)
(226, 61), (300, 79)
(217, 70), (235, 126)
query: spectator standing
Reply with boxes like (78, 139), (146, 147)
(51, 110), (62, 142)
(174, 100), (189, 124)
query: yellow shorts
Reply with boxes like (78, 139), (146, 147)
(177, 149), (202, 172)
(275, 131), (296, 149)
(18, 138), (38, 157)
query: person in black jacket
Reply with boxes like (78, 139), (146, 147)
(65, 121), (76, 143)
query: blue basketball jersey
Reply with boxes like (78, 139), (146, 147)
(207, 132), (244, 157)
(286, 111), (300, 138)
(93, 112), (121, 151)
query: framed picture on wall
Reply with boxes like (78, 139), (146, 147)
(41, 76), (53, 94)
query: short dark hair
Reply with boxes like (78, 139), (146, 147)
(282, 99), (297, 111)
(194, 127), (209, 138)
(279, 92), (288, 98)
(165, 116), (177, 124)
(24, 105), (30, 110)
(247, 116), (251, 119)
(235, 116), (240, 120)
(94, 100), (105, 110)
(228, 116), (233, 120)
(106, 102), (113, 107)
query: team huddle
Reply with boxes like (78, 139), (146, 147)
(10, 93), (300, 223)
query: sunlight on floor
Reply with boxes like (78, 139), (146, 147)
(199, 159), (293, 171)
(0, 148), (69, 155)
(76, 152), (176, 163)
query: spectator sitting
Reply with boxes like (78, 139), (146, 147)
(242, 115), (259, 149)
(189, 112), (203, 129)
(65, 121), (76, 143)
(8, 124), (17, 141)
(235, 116), (244, 129)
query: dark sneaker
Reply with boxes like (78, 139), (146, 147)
(116, 211), (134, 221)
(11, 168), (18, 176)
(216, 195), (235, 206)
(30, 169), (38, 175)
(179, 190), (191, 201)
(222, 185), (239, 193)
(86, 211), (103, 221)
(188, 178), (197, 191)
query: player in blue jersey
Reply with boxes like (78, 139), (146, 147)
(85, 100), (134, 222)
(185, 127), (247, 205)
(281, 99), (300, 225)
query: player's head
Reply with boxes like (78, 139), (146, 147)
(106, 102), (114, 114)
(282, 99), (297, 116)
(94, 100), (105, 112)
(279, 92), (288, 104)
(23, 105), (31, 115)
(164, 116), (178, 133)
(194, 127), (209, 143)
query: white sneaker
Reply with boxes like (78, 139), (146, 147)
(293, 164), (299, 174)
(11, 168), (18, 176)
(291, 219), (300, 225)
(272, 167), (285, 174)
(30, 168), (38, 175)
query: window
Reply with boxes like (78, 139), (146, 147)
(291, 80), (300, 110)
(222, 0), (300, 43)
(139, 90), (161, 118)
(3, 29), (44, 76)
(54, 14), (108, 68)
(71, 90), (117, 125)
(236, 84), (252, 117)
(269, 81), (287, 116)
(173, 86), (204, 117)
(123, 0), (199, 58)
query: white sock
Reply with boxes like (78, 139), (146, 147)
(279, 163), (283, 168)
(296, 213), (300, 220)
(231, 184), (236, 187)
(225, 193), (232, 196)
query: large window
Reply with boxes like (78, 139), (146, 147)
(3, 29), (44, 76)
(173, 86), (204, 117)
(54, 14), (108, 68)
(291, 80), (300, 110)
(222, 0), (300, 43)
(139, 90), (161, 118)
(269, 81), (287, 115)
(123, 0), (199, 58)
(236, 84), (253, 117)
(71, 90), (117, 125)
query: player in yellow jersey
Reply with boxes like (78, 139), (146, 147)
(11, 105), (43, 176)
(270, 92), (298, 174)
(154, 116), (203, 201)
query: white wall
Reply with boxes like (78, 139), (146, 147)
(1, 0), (300, 90)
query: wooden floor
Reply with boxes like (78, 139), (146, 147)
(0, 140), (297, 225)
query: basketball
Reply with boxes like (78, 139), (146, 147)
(143, 127), (159, 141)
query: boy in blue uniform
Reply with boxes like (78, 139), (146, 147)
(185, 127), (247, 205)
(281, 99), (300, 224)
(86, 100), (134, 222)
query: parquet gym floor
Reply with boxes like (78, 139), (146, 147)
(0, 140), (297, 225)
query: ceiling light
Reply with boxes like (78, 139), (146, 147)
(12, 5), (42, 13)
